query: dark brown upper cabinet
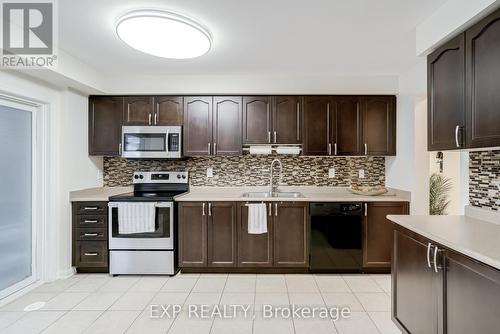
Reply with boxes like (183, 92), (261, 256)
(178, 202), (207, 267)
(89, 96), (123, 156)
(273, 96), (302, 144)
(360, 95), (396, 156)
(302, 96), (331, 155)
(466, 9), (500, 148)
(427, 34), (466, 151)
(123, 96), (154, 126)
(212, 97), (243, 155)
(184, 96), (242, 156)
(363, 202), (408, 269)
(242, 96), (272, 144)
(183, 97), (213, 156)
(333, 96), (361, 155)
(273, 202), (309, 267)
(154, 96), (183, 125)
(207, 202), (237, 267)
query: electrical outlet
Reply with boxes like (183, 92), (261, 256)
(328, 168), (336, 178)
(358, 169), (365, 179)
(206, 167), (213, 178)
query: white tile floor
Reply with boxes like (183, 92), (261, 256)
(0, 273), (401, 334)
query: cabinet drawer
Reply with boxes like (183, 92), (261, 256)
(75, 241), (108, 267)
(74, 202), (108, 215)
(74, 215), (107, 228)
(75, 228), (107, 241)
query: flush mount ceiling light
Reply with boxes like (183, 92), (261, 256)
(116, 10), (211, 59)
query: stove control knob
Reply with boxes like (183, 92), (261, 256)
(182, 175), (186, 179)
(177, 175), (181, 179)
(139, 175), (144, 179)
(134, 175), (139, 179)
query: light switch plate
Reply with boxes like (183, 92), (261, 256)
(207, 167), (213, 178)
(328, 168), (335, 178)
(358, 169), (365, 179)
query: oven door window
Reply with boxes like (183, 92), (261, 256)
(124, 133), (166, 152)
(112, 207), (171, 238)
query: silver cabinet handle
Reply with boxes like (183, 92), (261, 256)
(84, 252), (98, 256)
(364, 143), (368, 155)
(208, 143), (211, 155)
(84, 220), (98, 223)
(149, 113), (152, 125)
(273, 131), (277, 143)
(202, 203), (206, 216)
(427, 243), (432, 268)
(328, 143), (332, 155)
(364, 203), (367, 217)
(274, 203), (278, 217)
(268, 131), (271, 143)
(118, 143), (122, 156)
(268, 203), (272, 216)
(83, 207), (98, 210)
(154, 112), (158, 125)
(83, 233), (98, 237)
(433, 245), (439, 273)
(213, 143), (217, 155)
(334, 143), (337, 155)
(296, 102), (300, 141)
(208, 203), (212, 216)
(455, 125), (460, 148)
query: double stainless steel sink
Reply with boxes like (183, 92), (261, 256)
(241, 191), (304, 198)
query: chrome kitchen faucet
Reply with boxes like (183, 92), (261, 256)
(269, 158), (283, 194)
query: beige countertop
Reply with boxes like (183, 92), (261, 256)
(69, 186), (133, 202)
(174, 186), (411, 202)
(388, 207), (500, 270)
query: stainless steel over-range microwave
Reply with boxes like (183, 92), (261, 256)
(121, 126), (182, 159)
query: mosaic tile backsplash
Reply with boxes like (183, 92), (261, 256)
(103, 155), (385, 187)
(469, 150), (500, 211)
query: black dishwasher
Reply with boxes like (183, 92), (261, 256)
(309, 202), (363, 272)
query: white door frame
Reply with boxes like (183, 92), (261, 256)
(0, 93), (49, 300)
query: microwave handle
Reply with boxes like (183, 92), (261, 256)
(165, 130), (169, 153)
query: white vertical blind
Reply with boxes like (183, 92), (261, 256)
(0, 105), (32, 292)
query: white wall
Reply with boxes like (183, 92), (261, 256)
(416, 0), (500, 55)
(413, 98), (430, 214)
(0, 71), (101, 281)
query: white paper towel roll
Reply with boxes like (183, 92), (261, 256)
(249, 146), (272, 155)
(275, 146), (301, 155)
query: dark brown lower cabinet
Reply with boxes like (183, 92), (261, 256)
(393, 225), (500, 334)
(238, 203), (273, 267)
(72, 201), (109, 272)
(178, 202), (207, 267)
(392, 228), (442, 334)
(363, 202), (409, 269)
(273, 202), (309, 267)
(445, 249), (500, 334)
(207, 202), (237, 267)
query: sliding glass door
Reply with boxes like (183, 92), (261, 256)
(0, 101), (35, 298)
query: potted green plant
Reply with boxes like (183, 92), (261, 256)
(429, 173), (452, 215)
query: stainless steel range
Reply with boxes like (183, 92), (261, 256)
(108, 171), (188, 275)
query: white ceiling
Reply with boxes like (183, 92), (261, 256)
(59, 0), (447, 77)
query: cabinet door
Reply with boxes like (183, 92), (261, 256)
(272, 96), (302, 144)
(207, 202), (237, 267)
(183, 97), (213, 156)
(466, 9), (500, 148)
(178, 202), (207, 267)
(89, 96), (123, 156)
(445, 250), (500, 334)
(393, 229), (441, 334)
(303, 96), (331, 155)
(428, 34), (465, 151)
(360, 96), (396, 156)
(213, 97), (242, 155)
(243, 96), (272, 144)
(273, 202), (309, 267)
(363, 202), (408, 269)
(332, 96), (360, 155)
(123, 96), (154, 125)
(154, 96), (183, 125)
(237, 203), (273, 267)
